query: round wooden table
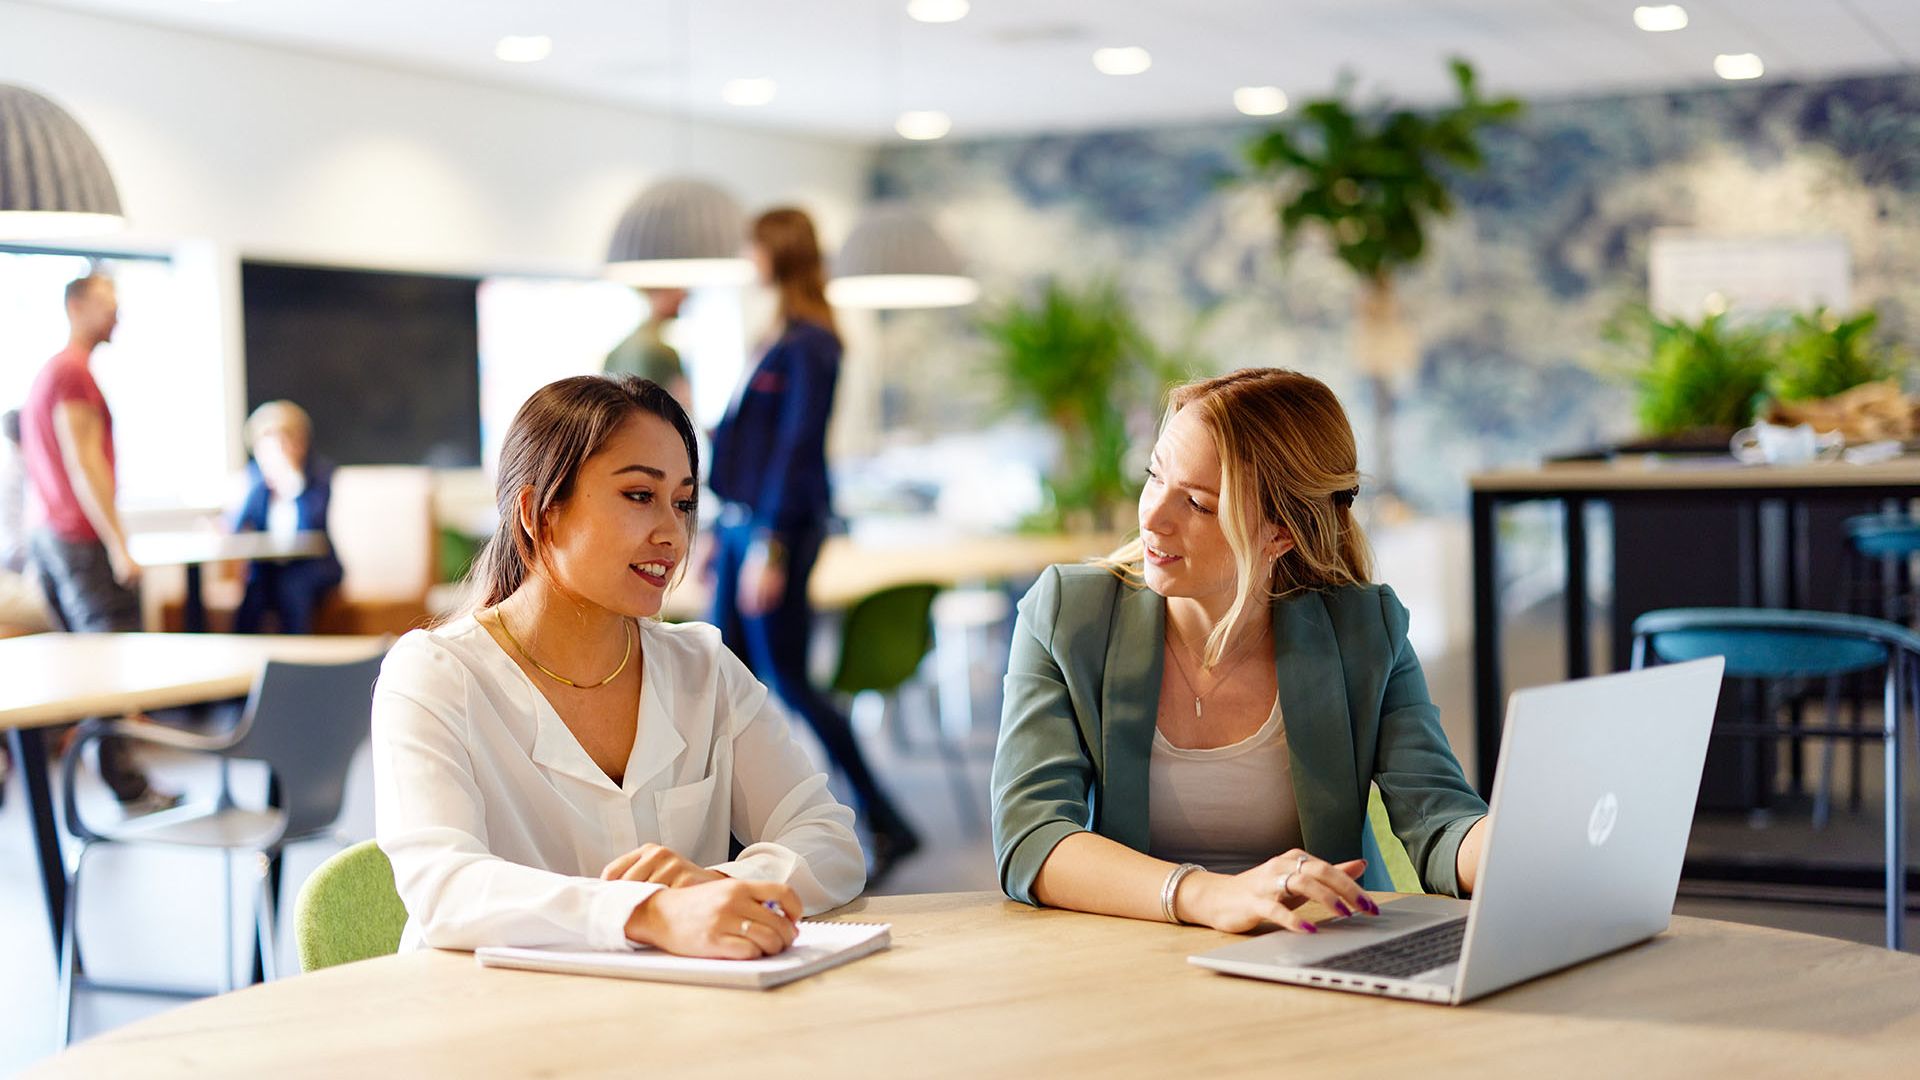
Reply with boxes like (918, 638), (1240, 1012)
(29, 891), (1920, 1076)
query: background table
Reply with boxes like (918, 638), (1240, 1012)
(27, 891), (1920, 1076)
(660, 531), (1121, 620)
(1, 633), (387, 958)
(128, 530), (331, 633)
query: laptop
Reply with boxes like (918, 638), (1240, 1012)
(1189, 656), (1724, 1005)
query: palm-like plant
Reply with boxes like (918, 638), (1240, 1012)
(1771, 308), (1905, 403)
(1244, 59), (1522, 496)
(979, 279), (1185, 529)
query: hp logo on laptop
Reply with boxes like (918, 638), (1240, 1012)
(1588, 792), (1619, 847)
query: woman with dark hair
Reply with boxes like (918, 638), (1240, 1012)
(372, 375), (863, 958)
(708, 207), (921, 876)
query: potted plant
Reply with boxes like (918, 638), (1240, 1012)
(1606, 308), (1776, 444)
(1243, 59), (1522, 498)
(1766, 308), (1912, 442)
(978, 278), (1186, 531)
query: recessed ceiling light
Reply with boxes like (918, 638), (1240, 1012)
(1092, 47), (1151, 76)
(1234, 86), (1289, 117)
(907, 0), (970, 23)
(1632, 5), (1689, 33)
(896, 111), (953, 140)
(1714, 53), (1764, 80)
(494, 35), (552, 63)
(722, 78), (777, 106)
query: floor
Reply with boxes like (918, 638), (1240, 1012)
(4, 584), (1917, 1073)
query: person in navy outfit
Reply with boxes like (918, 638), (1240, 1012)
(231, 400), (343, 635)
(707, 207), (921, 880)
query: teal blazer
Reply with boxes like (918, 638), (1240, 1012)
(991, 564), (1487, 904)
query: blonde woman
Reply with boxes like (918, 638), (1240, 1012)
(991, 369), (1488, 933)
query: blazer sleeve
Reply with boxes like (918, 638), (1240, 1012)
(750, 333), (837, 534)
(297, 461), (333, 533)
(371, 636), (662, 951)
(991, 566), (1097, 905)
(708, 649), (867, 913)
(1370, 586), (1488, 897)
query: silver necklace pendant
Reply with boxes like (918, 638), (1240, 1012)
(1194, 697), (1203, 718)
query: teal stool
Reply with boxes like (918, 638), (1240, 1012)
(1631, 607), (1920, 950)
(294, 840), (409, 973)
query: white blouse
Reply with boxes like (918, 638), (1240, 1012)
(371, 615), (865, 953)
(1146, 695), (1303, 875)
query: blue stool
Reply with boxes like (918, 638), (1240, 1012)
(1632, 607), (1918, 950)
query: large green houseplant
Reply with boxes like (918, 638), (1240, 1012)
(1244, 59), (1522, 497)
(978, 278), (1186, 530)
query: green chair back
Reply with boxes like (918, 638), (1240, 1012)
(1366, 785), (1424, 894)
(829, 583), (941, 696)
(294, 839), (408, 973)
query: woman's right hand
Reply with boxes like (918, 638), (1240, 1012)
(623, 877), (803, 959)
(1177, 851), (1377, 934)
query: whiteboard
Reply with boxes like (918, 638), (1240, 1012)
(1648, 230), (1850, 320)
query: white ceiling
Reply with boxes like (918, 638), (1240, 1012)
(23, 0), (1920, 142)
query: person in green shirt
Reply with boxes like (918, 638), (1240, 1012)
(605, 288), (693, 416)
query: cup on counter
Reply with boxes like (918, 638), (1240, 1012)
(1730, 422), (1845, 466)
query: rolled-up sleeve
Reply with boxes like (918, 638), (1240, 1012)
(991, 567), (1096, 905)
(709, 654), (866, 912)
(1370, 587), (1488, 897)
(371, 637), (661, 951)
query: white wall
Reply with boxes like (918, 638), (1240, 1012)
(1, 2), (886, 478)
(0, 2), (872, 273)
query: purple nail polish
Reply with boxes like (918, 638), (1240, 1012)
(1362, 897), (1379, 915)
(1300, 921), (1318, 934)
(1334, 901), (1353, 917)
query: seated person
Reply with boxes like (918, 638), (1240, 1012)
(372, 375), (864, 957)
(231, 401), (343, 634)
(992, 368), (1488, 933)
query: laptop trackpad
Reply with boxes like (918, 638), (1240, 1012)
(1250, 894), (1468, 967)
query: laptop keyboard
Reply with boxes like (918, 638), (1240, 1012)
(1305, 917), (1469, 980)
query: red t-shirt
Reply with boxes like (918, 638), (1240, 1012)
(20, 345), (115, 544)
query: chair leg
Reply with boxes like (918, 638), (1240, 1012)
(1884, 659), (1905, 952)
(56, 843), (87, 1047)
(254, 852), (282, 983)
(222, 849), (237, 993)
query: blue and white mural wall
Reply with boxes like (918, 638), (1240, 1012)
(868, 73), (1920, 512)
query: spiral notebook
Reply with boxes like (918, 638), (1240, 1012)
(474, 921), (891, 990)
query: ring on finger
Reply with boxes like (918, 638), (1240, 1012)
(739, 919), (753, 938)
(1277, 870), (1296, 898)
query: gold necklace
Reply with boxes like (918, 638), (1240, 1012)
(493, 609), (633, 690)
(1164, 620), (1266, 719)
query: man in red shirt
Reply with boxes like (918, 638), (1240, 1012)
(21, 272), (176, 814)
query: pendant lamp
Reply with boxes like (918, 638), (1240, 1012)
(0, 84), (125, 239)
(829, 203), (979, 310)
(604, 176), (754, 288)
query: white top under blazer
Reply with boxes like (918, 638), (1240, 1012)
(371, 614), (866, 952)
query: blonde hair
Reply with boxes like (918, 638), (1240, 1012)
(1100, 368), (1373, 666)
(245, 400), (313, 451)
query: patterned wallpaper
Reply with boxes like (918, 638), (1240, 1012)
(868, 72), (1920, 512)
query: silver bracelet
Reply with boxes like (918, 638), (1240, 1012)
(1161, 863), (1204, 924)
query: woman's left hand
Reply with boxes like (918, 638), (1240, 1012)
(600, 843), (727, 888)
(738, 550), (786, 616)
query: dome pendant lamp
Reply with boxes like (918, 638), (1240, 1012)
(0, 84), (126, 239)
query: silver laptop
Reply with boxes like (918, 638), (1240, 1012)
(1190, 656), (1724, 1005)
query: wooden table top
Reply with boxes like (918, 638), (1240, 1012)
(1471, 455), (1920, 494)
(0, 633), (387, 731)
(28, 891), (1920, 1077)
(127, 530), (330, 568)
(663, 531), (1122, 619)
